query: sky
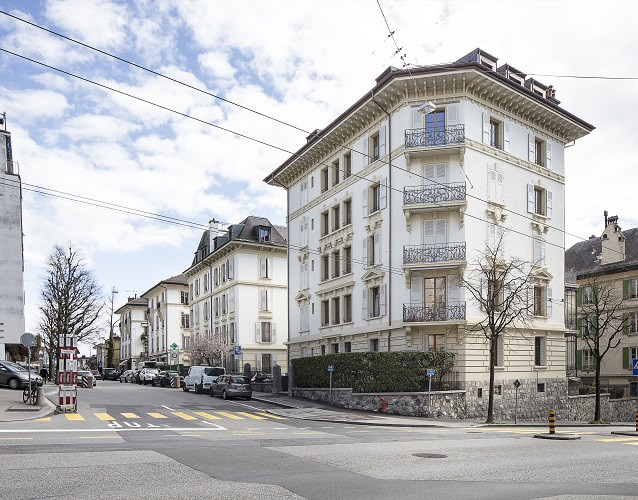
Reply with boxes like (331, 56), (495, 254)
(1, 0), (637, 353)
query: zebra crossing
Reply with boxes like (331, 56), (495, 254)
(35, 410), (286, 423)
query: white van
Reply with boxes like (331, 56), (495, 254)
(183, 366), (226, 394)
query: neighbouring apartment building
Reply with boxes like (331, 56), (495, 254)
(141, 274), (190, 366)
(116, 297), (148, 370)
(565, 213), (638, 393)
(185, 217), (288, 373)
(0, 116), (25, 361)
(265, 48), (593, 416)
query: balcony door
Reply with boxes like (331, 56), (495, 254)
(425, 277), (447, 320)
(423, 219), (447, 246)
(423, 163), (446, 187)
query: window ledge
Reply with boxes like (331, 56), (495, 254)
(534, 365), (548, 370)
(494, 366), (505, 371)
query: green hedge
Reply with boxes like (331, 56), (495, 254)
(291, 351), (455, 393)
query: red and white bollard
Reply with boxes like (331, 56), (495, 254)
(57, 334), (78, 412)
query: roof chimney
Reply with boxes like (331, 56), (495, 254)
(209, 219), (219, 249)
(601, 214), (625, 265)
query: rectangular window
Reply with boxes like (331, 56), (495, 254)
(261, 354), (272, 374)
(582, 286), (593, 305)
(321, 300), (330, 327)
(371, 286), (381, 318)
(321, 167), (329, 192)
(300, 346), (308, 357)
(214, 268), (219, 287)
(321, 254), (330, 282)
(332, 205), (340, 231)
(344, 153), (352, 178)
(425, 110), (445, 146)
(629, 312), (638, 335)
(343, 294), (352, 323)
(582, 318), (593, 338)
(488, 279), (504, 311)
(565, 288), (577, 330)
(221, 264), (226, 282)
(222, 294), (227, 314)
(260, 257), (271, 278)
(332, 297), (340, 325)
(321, 345), (326, 356)
(371, 132), (380, 161)
(181, 291), (189, 305)
(534, 186), (545, 216)
(533, 286), (546, 316)
(321, 211), (329, 236)
(343, 199), (352, 226)
(583, 349), (594, 370)
(181, 313), (190, 328)
(369, 338), (379, 352)
(344, 246), (352, 274)
(332, 249), (340, 278)
(230, 323), (236, 344)
(630, 279), (638, 299)
(535, 336), (546, 366)
(489, 118), (501, 149)
(344, 341), (352, 353)
(535, 138), (545, 166)
(332, 159), (340, 186)
(371, 183), (381, 212)
(204, 272), (209, 292)
(537, 383), (546, 393)
(261, 322), (272, 343)
(300, 179), (308, 206)
(258, 227), (271, 242)
(331, 343), (339, 354)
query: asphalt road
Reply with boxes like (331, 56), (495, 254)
(1, 381), (637, 499)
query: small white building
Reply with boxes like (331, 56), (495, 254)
(141, 274), (190, 366)
(0, 120), (25, 361)
(116, 297), (148, 370)
(185, 216), (288, 373)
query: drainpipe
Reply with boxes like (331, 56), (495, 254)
(371, 92), (392, 351)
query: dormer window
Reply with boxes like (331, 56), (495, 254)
(258, 226), (271, 242)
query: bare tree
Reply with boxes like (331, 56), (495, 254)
(578, 277), (625, 421)
(461, 232), (534, 423)
(106, 287), (118, 369)
(38, 244), (104, 378)
(189, 333), (225, 366)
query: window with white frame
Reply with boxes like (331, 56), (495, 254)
(181, 313), (190, 328)
(528, 134), (551, 169)
(629, 312), (638, 335)
(532, 285), (550, 316)
(300, 261), (309, 289)
(363, 180), (386, 215)
(628, 279), (638, 299)
(300, 346), (308, 357)
(332, 205), (340, 231)
(300, 304), (309, 331)
(181, 291), (189, 305)
(533, 235), (546, 266)
(332, 249), (340, 278)
(364, 233), (381, 267)
(343, 294), (352, 323)
(332, 297), (340, 325)
(344, 152), (352, 179)
(582, 286), (593, 305)
(300, 178), (308, 206)
(369, 338), (379, 352)
(321, 254), (330, 282)
(534, 336), (546, 366)
(321, 167), (329, 192)
(493, 336), (503, 366)
(371, 132), (380, 161)
(527, 184), (552, 218)
(344, 246), (352, 274)
(204, 272), (209, 292)
(299, 217), (309, 247)
(582, 349), (594, 370)
(487, 224), (503, 253)
(332, 159), (340, 186)
(321, 299), (329, 327)
(343, 199), (352, 226)
(260, 257), (271, 279)
(488, 166), (504, 203)
(260, 288), (271, 312)
(321, 210), (329, 236)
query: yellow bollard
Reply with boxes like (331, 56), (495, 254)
(548, 409), (555, 434)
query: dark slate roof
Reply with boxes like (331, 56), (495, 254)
(141, 273), (189, 299)
(188, 216), (287, 269)
(565, 227), (638, 280)
(114, 297), (148, 314)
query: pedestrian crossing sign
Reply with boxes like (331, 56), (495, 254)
(632, 358), (638, 376)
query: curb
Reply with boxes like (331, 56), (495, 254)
(533, 433), (581, 440)
(611, 431), (638, 437)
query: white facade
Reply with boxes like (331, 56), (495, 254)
(116, 298), (148, 370)
(0, 126), (25, 361)
(186, 218), (288, 372)
(267, 49), (593, 387)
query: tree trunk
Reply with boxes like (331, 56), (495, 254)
(594, 361), (601, 421)
(486, 338), (496, 423)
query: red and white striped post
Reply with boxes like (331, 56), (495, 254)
(57, 335), (78, 412)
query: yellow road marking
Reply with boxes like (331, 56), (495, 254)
(598, 437), (638, 442)
(194, 412), (222, 420)
(35, 417), (51, 422)
(256, 412), (286, 420)
(216, 411), (243, 420)
(0, 437), (32, 440)
(65, 413), (85, 421)
(171, 412), (198, 420)
(120, 412), (140, 419)
(94, 413), (115, 421)
(236, 412), (266, 420)
(147, 412), (169, 419)
(624, 442), (638, 446)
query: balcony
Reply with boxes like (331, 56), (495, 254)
(403, 302), (466, 323)
(403, 242), (466, 265)
(405, 125), (465, 149)
(403, 183), (467, 229)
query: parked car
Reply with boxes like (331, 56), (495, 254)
(77, 370), (96, 387)
(119, 370), (133, 383)
(131, 370), (142, 384)
(183, 366), (226, 393)
(125, 370), (140, 383)
(210, 375), (251, 400)
(251, 372), (271, 383)
(103, 368), (119, 381)
(152, 370), (179, 387)
(0, 361), (44, 390)
(91, 370), (102, 381)
(139, 368), (160, 385)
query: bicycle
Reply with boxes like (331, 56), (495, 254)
(22, 381), (41, 405)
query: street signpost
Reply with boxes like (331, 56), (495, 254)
(513, 379), (521, 424)
(20, 333), (36, 404)
(328, 365), (334, 400)
(426, 369), (435, 417)
(170, 343), (179, 372)
(234, 345), (242, 358)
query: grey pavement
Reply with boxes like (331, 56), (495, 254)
(0, 382), (56, 422)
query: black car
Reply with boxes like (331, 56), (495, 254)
(102, 368), (120, 381)
(152, 370), (180, 387)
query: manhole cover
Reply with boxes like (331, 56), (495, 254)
(413, 453), (447, 459)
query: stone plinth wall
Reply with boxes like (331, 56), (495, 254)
(292, 388), (467, 418)
(609, 398), (637, 422)
(251, 382), (273, 393)
(567, 394), (610, 421)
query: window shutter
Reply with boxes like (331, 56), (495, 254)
(546, 142), (552, 169)
(546, 190), (553, 218)
(577, 288), (582, 306)
(373, 233), (381, 265)
(623, 280), (629, 300)
(446, 104), (458, 127)
(363, 137), (369, 165)
(272, 354), (277, 366)
(379, 125), (387, 157)
(448, 275), (460, 302)
(268, 289), (273, 311)
(527, 285), (534, 314)
(577, 350), (582, 370)
(230, 289), (235, 312)
(527, 184), (535, 213)
(272, 323), (277, 343)
(410, 277), (422, 304)
(482, 113), (490, 143)
(362, 288), (368, 320)
(380, 177), (387, 209)
(260, 257), (266, 278)
(528, 133), (535, 162)
(435, 218), (447, 245)
(424, 220), (435, 246)
(503, 122), (510, 152)
(362, 187), (368, 216)
(260, 289), (267, 311)
(255, 323), (261, 343)
(541, 337), (546, 365)
(435, 164), (446, 184)
(622, 313), (629, 334)
(495, 171), (503, 203)
(380, 284), (387, 316)
(623, 347), (630, 369)
(488, 169), (496, 201)
(423, 164), (436, 185)
(488, 223), (497, 251)
(228, 257), (234, 279)
(412, 107), (423, 129)
(533, 236), (542, 264)
(256, 354), (262, 371)
(546, 287), (552, 317)
(577, 318), (583, 337)
(362, 237), (368, 266)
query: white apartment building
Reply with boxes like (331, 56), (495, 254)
(141, 274), (190, 366)
(266, 48), (593, 404)
(0, 118), (25, 361)
(116, 297), (148, 370)
(185, 216), (288, 373)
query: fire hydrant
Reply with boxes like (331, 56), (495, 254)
(380, 397), (387, 413)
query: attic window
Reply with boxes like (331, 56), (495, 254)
(258, 226), (271, 242)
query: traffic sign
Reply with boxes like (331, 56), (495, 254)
(632, 359), (638, 376)
(20, 332), (36, 348)
(170, 342), (179, 350)
(426, 369), (435, 376)
(234, 346), (242, 357)
(327, 365), (334, 372)
(170, 351), (178, 360)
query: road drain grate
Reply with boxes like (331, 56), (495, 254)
(413, 453), (447, 459)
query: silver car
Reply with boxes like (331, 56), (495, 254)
(0, 361), (43, 390)
(210, 375), (252, 400)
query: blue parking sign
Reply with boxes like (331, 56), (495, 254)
(234, 345), (242, 357)
(632, 359), (638, 377)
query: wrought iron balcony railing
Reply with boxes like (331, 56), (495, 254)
(403, 302), (466, 322)
(403, 242), (466, 265)
(403, 182), (466, 206)
(405, 124), (465, 149)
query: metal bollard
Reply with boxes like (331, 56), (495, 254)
(548, 409), (555, 434)
(380, 397), (387, 413)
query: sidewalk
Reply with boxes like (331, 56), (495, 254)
(0, 383), (56, 422)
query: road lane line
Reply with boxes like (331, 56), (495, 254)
(171, 412), (198, 420)
(94, 413), (115, 421)
(194, 412), (222, 420)
(0, 427), (227, 434)
(0, 437), (32, 440)
(293, 431), (322, 435)
(120, 412), (140, 419)
(65, 414), (85, 421)
(598, 437), (638, 442)
(236, 412), (266, 420)
(35, 417), (51, 422)
(147, 412), (169, 419)
(79, 436), (121, 439)
(216, 411), (243, 420)
(256, 412), (286, 420)
(161, 405), (176, 411)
